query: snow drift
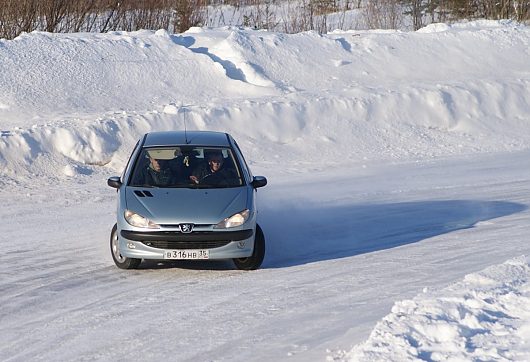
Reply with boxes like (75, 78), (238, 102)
(0, 20), (529, 184)
(347, 256), (530, 361)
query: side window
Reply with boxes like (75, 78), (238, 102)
(122, 140), (141, 182)
(232, 141), (252, 182)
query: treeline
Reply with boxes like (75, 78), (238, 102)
(363, 0), (529, 30)
(0, 0), (528, 39)
(0, 0), (206, 39)
(405, 0), (529, 30)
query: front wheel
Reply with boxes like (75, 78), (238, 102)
(233, 224), (265, 270)
(110, 224), (141, 269)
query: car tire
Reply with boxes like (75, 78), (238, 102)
(233, 224), (265, 270)
(110, 223), (141, 270)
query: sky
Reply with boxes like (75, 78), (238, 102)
(1, 20), (530, 361)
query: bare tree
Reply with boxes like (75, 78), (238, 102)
(363, 0), (404, 29)
(403, 0), (425, 30)
(173, 0), (207, 33)
(0, 0), (39, 38)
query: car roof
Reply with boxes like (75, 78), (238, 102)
(143, 131), (231, 147)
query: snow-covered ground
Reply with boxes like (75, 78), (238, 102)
(1, 20), (530, 361)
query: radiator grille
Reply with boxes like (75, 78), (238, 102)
(141, 240), (231, 249)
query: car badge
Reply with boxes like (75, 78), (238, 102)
(179, 223), (194, 233)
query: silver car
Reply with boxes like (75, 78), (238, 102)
(107, 131), (267, 270)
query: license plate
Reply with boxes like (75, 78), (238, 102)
(163, 249), (209, 260)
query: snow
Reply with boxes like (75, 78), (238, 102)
(347, 256), (530, 361)
(1, 20), (530, 361)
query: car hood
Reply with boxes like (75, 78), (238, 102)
(125, 186), (249, 225)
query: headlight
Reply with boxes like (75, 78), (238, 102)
(214, 209), (250, 229)
(124, 210), (160, 229)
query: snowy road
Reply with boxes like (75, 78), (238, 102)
(2, 150), (529, 361)
(1, 20), (529, 361)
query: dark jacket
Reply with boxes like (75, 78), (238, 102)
(192, 163), (239, 186)
(136, 165), (175, 187)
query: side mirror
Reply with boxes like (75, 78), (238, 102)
(251, 176), (267, 189)
(107, 176), (122, 189)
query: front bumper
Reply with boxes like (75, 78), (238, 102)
(118, 228), (255, 260)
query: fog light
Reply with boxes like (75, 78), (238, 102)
(127, 242), (136, 249)
(237, 241), (246, 249)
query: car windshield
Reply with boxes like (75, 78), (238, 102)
(129, 146), (244, 188)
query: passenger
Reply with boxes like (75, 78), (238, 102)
(137, 154), (176, 187)
(190, 151), (237, 185)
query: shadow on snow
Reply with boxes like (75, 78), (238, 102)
(260, 200), (526, 268)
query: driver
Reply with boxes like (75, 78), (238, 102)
(190, 151), (229, 184)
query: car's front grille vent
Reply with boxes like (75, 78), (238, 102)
(141, 240), (231, 249)
(134, 190), (154, 197)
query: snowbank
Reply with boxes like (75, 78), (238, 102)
(0, 21), (529, 184)
(346, 256), (530, 361)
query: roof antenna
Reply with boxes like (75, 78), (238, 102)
(181, 105), (191, 144)
(184, 109), (188, 144)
